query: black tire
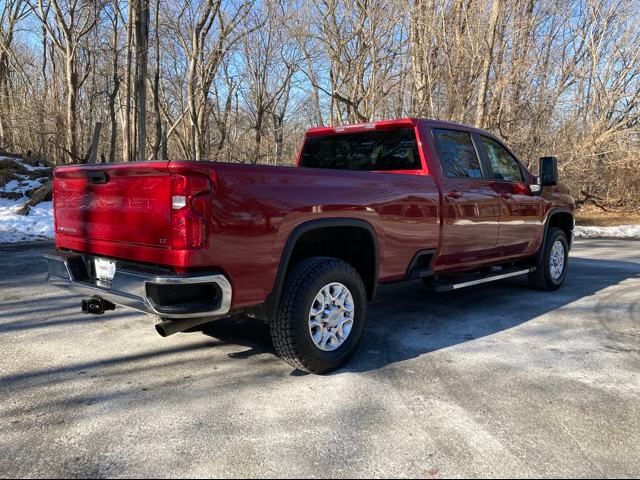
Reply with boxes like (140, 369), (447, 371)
(421, 277), (434, 288)
(529, 227), (569, 291)
(270, 257), (367, 374)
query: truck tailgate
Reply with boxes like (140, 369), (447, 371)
(54, 162), (172, 248)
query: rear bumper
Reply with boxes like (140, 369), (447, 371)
(44, 252), (232, 319)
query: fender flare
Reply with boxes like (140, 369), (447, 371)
(537, 207), (575, 262)
(263, 218), (380, 320)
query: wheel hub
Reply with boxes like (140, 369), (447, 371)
(550, 239), (566, 281)
(309, 282), (355, 352)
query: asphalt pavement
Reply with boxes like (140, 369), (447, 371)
(0, 240), (638, 478)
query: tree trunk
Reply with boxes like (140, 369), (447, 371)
(160, 125), (168, 160)
(39, 10), (49, 158)
(0, 55), (12, 149)
(474, 0), (502, 128)
(134, 0), (150, 162)
(65, 50), (78, 163)
(108, 12), (120, 164)
(16, 181), (52, 216)
(254, 109), (264, 162)
(151, 0), (161, 159)
(123, 1), (134, 161)
(187, 52), (199, 160)
(87, 122), (102, 164)
(273, 113), (284, 164)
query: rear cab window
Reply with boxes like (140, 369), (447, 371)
(300, 128), (421, 171)
(432, 128), (483, 179)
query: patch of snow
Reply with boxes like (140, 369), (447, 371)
(1, 178), (42, 195)
(0, 158), (51, 204)
(0, 199), (54, 243)
(0, 156), (50, 172)
(0, 157), (54, 242)
(2, 179), (21, 192)
(20, 162), (50, 172)
(20, 179), (43, 191)
(574, 225), (640, 240)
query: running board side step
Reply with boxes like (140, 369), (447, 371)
(432, 267), (536, 292)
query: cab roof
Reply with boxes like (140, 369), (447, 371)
(305, 118), (495, 138)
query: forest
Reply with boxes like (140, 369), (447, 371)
(0, 0), (638, 209)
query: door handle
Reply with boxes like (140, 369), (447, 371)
(446, 190), (463, 199)
(500, 192), (513, 199)
(87, 171), (109, 184)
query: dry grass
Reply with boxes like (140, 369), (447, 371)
(575, 206), (640, 226)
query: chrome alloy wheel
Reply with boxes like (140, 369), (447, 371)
(550, 239), (566, 280)
(308, 282), (355, 352)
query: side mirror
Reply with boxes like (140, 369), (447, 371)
(540, 156), (558, 186)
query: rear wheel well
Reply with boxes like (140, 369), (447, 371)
(286, 226), (377, 300)
(547, 211), (574, 247)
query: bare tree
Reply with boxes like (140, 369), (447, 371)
(32, 0), (100, 162)
(150, 0), (162, 159)
(105, 1), (122, 163)
(474, 0), (502, 128)
(0, 0), (28, 149)
(239, 1), (300, 163)
(166, 0), (254, 160)
(133, 0), (149, 161)
(0, 0), (637, 208)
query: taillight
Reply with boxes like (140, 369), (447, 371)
(170, 174), (211, 250)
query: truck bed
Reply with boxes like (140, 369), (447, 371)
(54, 160), (441, 307)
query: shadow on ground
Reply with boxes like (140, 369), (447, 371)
(198, 250), (639, 374)
(1, 242), (638, 386)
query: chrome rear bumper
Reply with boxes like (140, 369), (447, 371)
(45, 252), (232, 319)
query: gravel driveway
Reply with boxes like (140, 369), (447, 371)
(1, 240), (638, 478)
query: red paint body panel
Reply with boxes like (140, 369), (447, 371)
(55, 162), (172, 248)
(53, 118), (574, 310)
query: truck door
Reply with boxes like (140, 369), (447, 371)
(476, 135), (544, 256)
(431, 128), (501, 267)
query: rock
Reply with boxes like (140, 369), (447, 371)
(16, 181), (52, 216)
(0, 191), (23, 201)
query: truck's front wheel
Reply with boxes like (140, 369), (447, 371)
(529, 227), (569, 291)
(271, 257), (366, 374)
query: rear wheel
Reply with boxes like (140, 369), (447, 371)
(270, 257), (366, 374)
(529, 227), (569, 291)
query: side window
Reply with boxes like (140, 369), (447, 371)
(432, 129), (483, 179)
(480, 136), (524, 182)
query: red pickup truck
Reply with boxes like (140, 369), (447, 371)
(46, 118), (574, 373)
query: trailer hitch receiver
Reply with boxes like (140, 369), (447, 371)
(81, 296), (116, 315)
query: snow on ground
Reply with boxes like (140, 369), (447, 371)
(0, 199), (53, 242)
(2, 178), (45, 193)
(0, 157), (54, 242)
(0, 158), (49, 193)
(18, 161), (50, 173)
(574, 224), (640, 240)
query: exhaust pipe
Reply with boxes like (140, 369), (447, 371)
(155, 316), (215, 337)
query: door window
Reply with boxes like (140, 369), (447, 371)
(433, 129), (483, 179)
(480, 136), (524, 182)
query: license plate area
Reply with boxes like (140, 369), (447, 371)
(94, 257), (117, 286)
